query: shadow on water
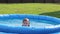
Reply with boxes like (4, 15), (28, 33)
(39, 11), (60, 18)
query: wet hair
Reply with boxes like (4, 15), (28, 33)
(23, 18), (29, 21)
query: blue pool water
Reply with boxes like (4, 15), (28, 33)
(0, 19), (55, 27)
(0, 14), (60, 34)
(0, 19), (59, 34)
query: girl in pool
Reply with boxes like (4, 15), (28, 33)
(22, 18), (30, 27)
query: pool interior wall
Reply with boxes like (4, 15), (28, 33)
(0, 14), (60, 34)
(0, 14), (60, 23)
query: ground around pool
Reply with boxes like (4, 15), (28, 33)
(0, 3), (60, 18)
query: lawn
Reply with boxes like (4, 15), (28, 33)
(0, 3), (60, 18)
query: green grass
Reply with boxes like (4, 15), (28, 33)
(0, 3), (60, 18)
(40, 11), (60, 18)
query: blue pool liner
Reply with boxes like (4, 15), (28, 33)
(0, 14), (60, 34)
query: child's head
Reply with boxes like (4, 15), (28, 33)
(23, 18), (29, 23)
(22, 18), (30, 26)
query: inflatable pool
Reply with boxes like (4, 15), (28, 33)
(0, 14), (60, 34)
